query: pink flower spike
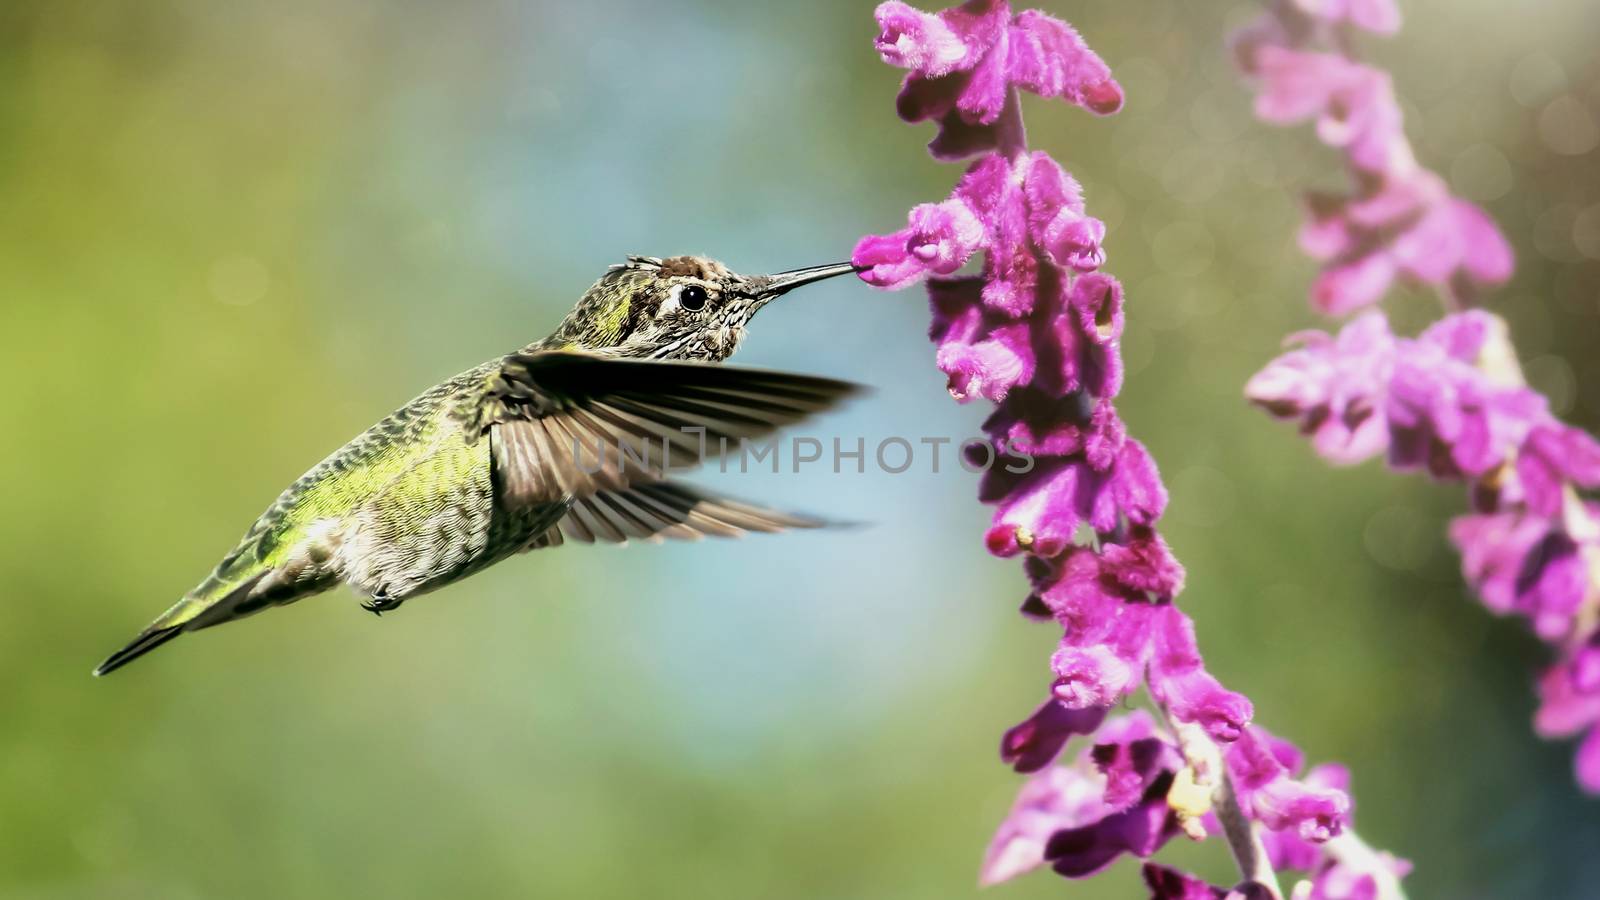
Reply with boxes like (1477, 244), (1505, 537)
(855, 2), (1400, 884)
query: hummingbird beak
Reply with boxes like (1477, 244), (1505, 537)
(744, 261), (861, 305)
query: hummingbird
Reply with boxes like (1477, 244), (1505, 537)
(94, 256), (861, 677)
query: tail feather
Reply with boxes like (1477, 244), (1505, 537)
(93, 570), (273, 678)
(93, 624), (184, 677)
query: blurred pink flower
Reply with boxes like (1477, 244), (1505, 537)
(1237, 0), (1600, 797)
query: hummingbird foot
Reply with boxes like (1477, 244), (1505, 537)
(361, 587), (403, 617)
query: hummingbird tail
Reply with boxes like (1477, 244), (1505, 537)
(92, 570), (272, 677)
(92, 623), (185, 677)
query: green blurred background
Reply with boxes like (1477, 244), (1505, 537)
(3, 1), (1599, 897)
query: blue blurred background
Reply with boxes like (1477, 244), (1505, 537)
(3, 1), (1599, 897)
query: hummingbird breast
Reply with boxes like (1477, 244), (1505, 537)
(232, 364), (560, 609)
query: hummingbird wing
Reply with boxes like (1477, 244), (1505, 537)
(545, 481), (823, 545)
(472, 351), (858, 509)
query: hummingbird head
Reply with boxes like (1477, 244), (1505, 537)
(544, 255), (858, 361)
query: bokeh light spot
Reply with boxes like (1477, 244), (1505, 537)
(1534, 203), (1584, 263)
(1537, 95), (1600, 156)
(1572, 205), (1600, 260)
(1363, 505), (1437, 572)
(1166, 465), (1237, 528)
(1152, 220), (1216, 277)
(1522, 354), (1577, 415)
(1508, 52), (1566, 108)
(1449, 143), (1514, 202)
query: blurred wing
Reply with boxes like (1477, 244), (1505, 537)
(478, 351), (858, 509)
(544, 481), (824, 546)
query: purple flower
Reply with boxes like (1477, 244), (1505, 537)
(1238, 751), (1407, 891)
(980, 761), (1112, 886)
(1148, 606), (1254, 743)
(1449, 507), (1600, 641)
(1516, 423), (1600, 519)
(854, 156), (998, 290)
(1253, 48), (1407, 175)
(1100, 525), (1187, 599)
(1241, 14), (1515, 313)
(1248, 0), (1600, 805)
(1045, 272), (1125, 398)
(1227, 728), (1350, 843)
(1297, 175), (1514, 315)
(1001, 697), (1109, 773)
(982, 712), (1178, 885)
(1535, 646), (1600, 792)
(1025, 152), (1107, 272)
(1245, 312), (1394, 465)
(1092, 736), (1173, 811)
(1249, 311), (1559, 484)
(1005, 11), (1125, 115)
(861, 2), (1390, 890)
(1044, 785), (1178, 878)
(1306, 853), (1414, 900)
(875, 1), (1122, 161)
(981, 434), (1167, 557)
(1385, 325), (1546, 479)
(873, 1), (974, 74)
(1050, 601), (1155, 708)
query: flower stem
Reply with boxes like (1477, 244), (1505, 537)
(1151, 692), (1285, 898)
(996, 86), (1028, 162)
(1213, 767), (1283, 897)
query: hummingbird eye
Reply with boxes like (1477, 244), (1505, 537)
(678, 284), (709, 312)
